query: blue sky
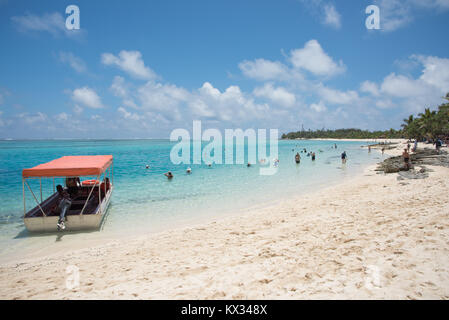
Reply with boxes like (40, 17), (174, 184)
(0, 0), (449, 139)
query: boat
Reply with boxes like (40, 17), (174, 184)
(22, 155), (114, 232)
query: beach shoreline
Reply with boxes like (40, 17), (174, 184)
(1, 141), (448, 299)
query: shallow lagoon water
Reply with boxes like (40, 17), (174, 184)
(0, 139), (383, 259)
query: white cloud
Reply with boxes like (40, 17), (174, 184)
(414, 55), (449, 92)
(310, 101), (327, 113)
(191, 82), (270, 122)
(118, 107), (141, 121)
(102, 51), (156, 80)
(188, 99), (216, 118)
(360, 81), (380, 96)
(238, 59), (289, 81)
(375, 0), (449, 31)
(59, 52), (87, 73)
(91, 115), (103, 121)
(54, 112), (70, 121)
(375, 99), (396, 109)
(18, 112), (47, 124)
(110, 76), (128, 98)
(72, 87), (104, 109)
(363, 54), (449, 113)
(290, 40), (345, 77)
(323, 4), (341, 29)
(73, 104), (83, 115)
(317, 85), (360, 105)
(380, 73), (430, 98)
(253, 83), (296, 107)
(11, 12), (83, 38)
(137, 81), (189, 121)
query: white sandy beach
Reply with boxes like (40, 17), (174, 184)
(0, 141), (448, 299)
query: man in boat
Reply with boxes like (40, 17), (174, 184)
(65, 177), (80, 198)
(54, 185), (72, 231)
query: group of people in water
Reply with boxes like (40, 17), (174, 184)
(157, 143), (353, 180)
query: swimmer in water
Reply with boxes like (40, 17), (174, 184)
(247, 162), (251, 167)
(186, 167), (192, 174)
(146, 165), (149, 169)
(164, 171), (173, 179)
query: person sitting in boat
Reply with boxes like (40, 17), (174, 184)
(164, 171), (174, 179)
(65, 177), (80, 197)
(54, 185), (72, 231)
(100, 178), (110, 197)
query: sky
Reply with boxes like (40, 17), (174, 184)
(0, 0), (449, 139)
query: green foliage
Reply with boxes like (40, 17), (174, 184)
(281, 128), (404, 140)
(282, 94), (449, 140)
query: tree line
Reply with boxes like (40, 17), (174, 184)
(281, 94), (449, 141)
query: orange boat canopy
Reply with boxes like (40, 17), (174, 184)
(22, 155), (113, 178)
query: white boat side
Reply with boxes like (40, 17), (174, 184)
(24, 185), (113, 232)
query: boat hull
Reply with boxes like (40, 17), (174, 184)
(24, 187), (113, 233)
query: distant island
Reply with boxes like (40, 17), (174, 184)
(282, 94), (449, 141)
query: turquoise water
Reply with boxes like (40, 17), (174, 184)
(0, 139), (383, 258)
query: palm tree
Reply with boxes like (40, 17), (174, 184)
(418, 108), (437, 139)
(401, 115), (414, 130)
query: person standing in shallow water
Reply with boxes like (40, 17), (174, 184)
(295, 152), (301, 164)
(341, 151), (347, 164)
(311, 152), (316, 161)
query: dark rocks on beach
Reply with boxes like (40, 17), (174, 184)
(376, 148), (449, 177)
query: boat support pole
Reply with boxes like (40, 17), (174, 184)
(79, 175), (100, 216)
(24, 180), (47, 217)
(98, 174), (102, 215)
(23, 178), (26, 216)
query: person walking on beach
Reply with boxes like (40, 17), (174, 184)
(341, 151), (347, 164)
(368, 145), (371, 153)
(407, 143), (411, 152)
(381, 147), (385, 155)
(435, 138), (442, 154)
(412, 140), (418, 152)
(53, 185), (72, 231)
(402, 149), (410, 171)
